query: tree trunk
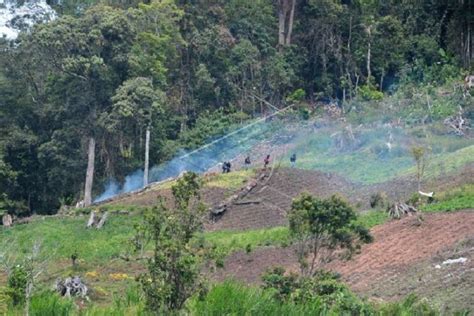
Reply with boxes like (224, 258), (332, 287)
(366, 39), (371, 85)
(278, 2), (286, 47)
(379, 70), (384, 91)
(285, 0), (296, 45)
(84, 136), (96, 207)
(144, 126), (150, 187)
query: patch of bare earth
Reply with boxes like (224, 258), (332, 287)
(213, 211), (474, 311)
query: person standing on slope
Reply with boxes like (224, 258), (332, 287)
(264, 154), (270, 168)
(290, 153), (296, 168)
(244, 156), (251, 169)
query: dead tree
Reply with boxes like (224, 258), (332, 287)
(387, 202), (418, 219)
(84, 136), (96, 207)
(444, 107), (469, 136)
(55, 276), (88, 298)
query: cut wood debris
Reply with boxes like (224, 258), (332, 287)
(387, 202), (418, 219)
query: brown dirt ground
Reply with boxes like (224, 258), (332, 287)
(213, 210), (474, 311)
(206, 163), (474, 231)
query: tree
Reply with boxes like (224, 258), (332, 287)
(410, 146), (428, 191)
(134, 172), (207, 312)
(288, 193), (372, 277)
(107, 77), (165, 187)
(28, 6), (135, 206)
(275, 0), (297, 47)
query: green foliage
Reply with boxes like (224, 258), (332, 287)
(358, 85), (384, 101)
(202, 226), (290, 256)
(29, 291), (73, 316)
(289, 193), (372, 276)
(422, 184), (474, 212)
(375, 293), (439, 316)
(191, 280), (374, 315)
(135, 172), (207, 312)
(286, 88), (306, 103)
(7, 265), (27, 306)
(0, 287), (11, 314)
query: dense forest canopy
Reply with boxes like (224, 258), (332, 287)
(0, 0), (472, 214)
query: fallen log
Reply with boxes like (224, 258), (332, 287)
(86, 211), (108, 229)
(96, 211), (108, 229)
(233, 199), (262, 205)
(387, 202), (418, 219)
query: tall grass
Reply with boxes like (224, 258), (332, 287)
(189, 281), (332, 316)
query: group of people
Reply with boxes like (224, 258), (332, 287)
(221, 153), (297, 174)
(222, 161), (232, 173)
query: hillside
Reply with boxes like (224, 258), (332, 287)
(1, 0), (474, 314)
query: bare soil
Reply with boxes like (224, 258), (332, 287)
(212, 210), (474, 311)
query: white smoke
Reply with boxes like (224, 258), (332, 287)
(94, 118), (283, 203)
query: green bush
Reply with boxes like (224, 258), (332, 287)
(7, 265), (27, 306)
(358, 85), (384, 101)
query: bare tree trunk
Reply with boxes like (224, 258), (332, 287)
(366, 39), (371, 85)
(379, 70), (384, 91)
(278, 7), (286, 47)
(84, 136), (96, 207)
(144, 126), (150, 187)
(285, 0), (296, 45)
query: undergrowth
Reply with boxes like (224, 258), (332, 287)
(422, 184), (474, 212)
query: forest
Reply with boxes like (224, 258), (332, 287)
(0, 0), (473, 215)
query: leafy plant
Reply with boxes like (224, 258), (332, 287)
(134, 172), (208, 312)
(288, 193), (373, 277)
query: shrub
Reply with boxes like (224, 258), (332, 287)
(358, 84), (384, 101)
(370, 192), (389, 209)
(7, 265), (27, 306)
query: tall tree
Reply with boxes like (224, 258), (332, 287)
(107, 77), (165, 187)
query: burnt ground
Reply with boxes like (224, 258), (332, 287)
(213, 210), (474, 312)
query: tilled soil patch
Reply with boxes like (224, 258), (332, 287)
(212, 211), (474, 310)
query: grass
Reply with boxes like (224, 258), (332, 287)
(355, 210), (390, 228)
(0, 215), (137, 263)
(201, 226), (290, 255)
(421, 184), (474, 212)
(288, 128), (474, 184)
(404, 145), (474, 180)
(203, 169), (256, 190)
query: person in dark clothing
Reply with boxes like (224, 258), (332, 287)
(226, 161), (232, 173)
(244, 156), (251, 169)
(290, 153), (296, 168)
(264, 154), (270, 168)
(222, 161), (227, 173)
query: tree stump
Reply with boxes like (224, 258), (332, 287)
(2, 214), (12, 227)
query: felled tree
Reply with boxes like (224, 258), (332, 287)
(134, 172), (207, 313)
(288, 193), (372, 277)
